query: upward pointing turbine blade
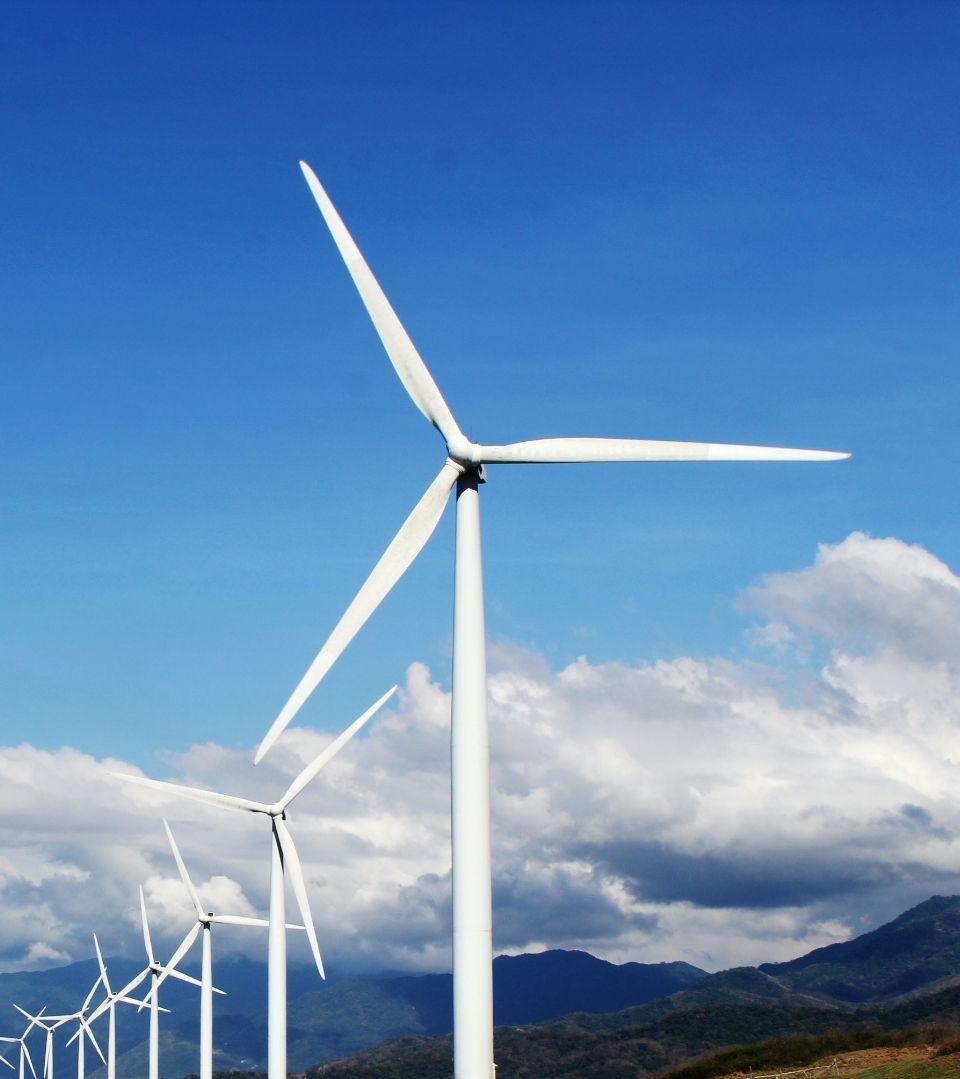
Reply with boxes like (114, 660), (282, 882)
(139, 886), (155, 966)
(278, 684), (398, 810)
(272, 818), (324, 979)
(92, 935), (111, 996)
(299, 161), (463, 446)
(477, 437), (851, 464)
(256, 461), (461, 762)
(163, 820), (205, 917)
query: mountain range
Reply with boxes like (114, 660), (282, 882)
(4, 895), (960, 1077)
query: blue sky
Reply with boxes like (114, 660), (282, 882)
(2, 1), (959, 765)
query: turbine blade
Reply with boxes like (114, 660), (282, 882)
(81, 976), (102, 1013)
(92, 934), (110, 995)
(478, 437), (851, 464)
(80, 1020), (105, 1065)
(273, 819), (325, 979)
(163, 820), (205, 917)
(0, 1054), (11, 1071)
(164, 969), (224, 995)
(279, 684), (397, 810)
(299, 162), (463, 445)
(115, 968), (149, 1003)
(139, 886), (155, 967)
(256, 460), (460, 763)
(111, 772), (271, 815)
(22, 1044), (36, 1079)
(208, 915), (270, 928)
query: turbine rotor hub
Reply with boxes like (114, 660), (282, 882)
(445, 437), (482, 468)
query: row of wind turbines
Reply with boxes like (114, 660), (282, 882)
(1, 687), (396, 1079)
(11, 164), (848, 1079)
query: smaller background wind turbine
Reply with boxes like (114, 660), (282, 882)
(50, 981), (105, 1079)
(0, 1010), (41, 1079)
(113, 684), (397, 1079)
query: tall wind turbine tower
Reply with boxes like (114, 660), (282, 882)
(255, 164), (850, 1079)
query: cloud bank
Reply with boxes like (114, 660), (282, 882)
(2, 531), (960, 976)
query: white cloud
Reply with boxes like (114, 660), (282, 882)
(1, 532), (960, 977)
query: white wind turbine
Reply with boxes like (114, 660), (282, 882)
(78, 935), (155, 1079)
(136, 884), (217, 1079)
(11, 1009), (62, 1079)
(113, 684), (396, 1079)
(0, 1011), (39, 1079)
(144, 820), (291, 1079)
(51, 979), (106, 1079)
(254, 163), (851, 1079)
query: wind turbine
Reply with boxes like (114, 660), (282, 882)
(50, 979), (106, 1079)
(137, 884), (216, 1079)
(143, 820), (286, 1079)
(11, 1010), (63, 1079)
(254, 163), (851, 1079)
(113, 684), (396, 1079)
(79, 935), (155, 1079)
(0, 1012), (40, 1079)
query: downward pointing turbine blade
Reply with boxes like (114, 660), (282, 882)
(0, 1054), (11, 1071)
(139, 886), (155, 966)
(163, 820), (204, 917)
(112, 772), (271, 815)
(164, 968), (225, 995)
(22, 1044), (36, 1079)
(279, 685), (397, 810)
(79, 1018), (105, 1065)
(477, 437), (851, 464)
(299, 162), (463, 446)
(256, 461), (461, 762)
(273, 819), (325, 979)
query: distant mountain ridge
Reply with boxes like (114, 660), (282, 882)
(305, 896), (960, 1077)
(0, 948), (707, 1076)
(7, 895), (960, 1077)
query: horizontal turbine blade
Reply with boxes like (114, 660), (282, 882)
(274, 818), (325, 979)
(112, 772), (271, 815)
(163, 968), (222, 994)
(478, 437), (850, 464)
(279, 684), (397, 810)
(208, 914), (269, 928)
(256, 461), (460, 763)
(299, 162), (463, 446)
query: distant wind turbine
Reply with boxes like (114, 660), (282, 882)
(145, 820), (296, 1079)
(50, 979), (106, 1079)
(254, 163), (851, 1079)
(0, 1009), (38, 1079)
(136, 884), (217, 1079)
(77, 936), (156, 1079)
(113, 684), (397, 1079)
(0, 1011), (40, 1079)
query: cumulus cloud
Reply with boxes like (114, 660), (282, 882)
(1, 532), (960, 976)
